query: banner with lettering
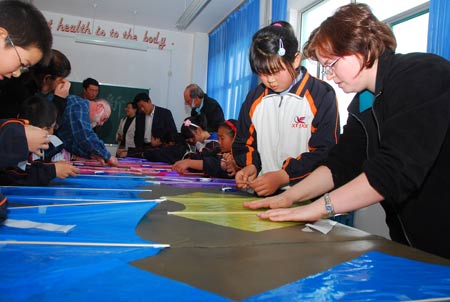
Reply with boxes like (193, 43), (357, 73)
(43, 11), (174, 51)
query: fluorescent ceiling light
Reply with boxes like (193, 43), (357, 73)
(176, 0), (211, 30)
(75, 35), (148, 51)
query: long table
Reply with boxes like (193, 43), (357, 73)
(1, 160), (449, 301)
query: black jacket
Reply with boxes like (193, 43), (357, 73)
(0, 161), (56, 186)
(134, 106), (177, 148)
(191, 94), (225, 132)
(0, 119), (30, 223)
(0, 119), (29, 169)
(323, 51), (450, 259)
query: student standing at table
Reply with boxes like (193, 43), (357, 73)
(233, 21), (339, 196)
(0, 0), (53, 222)
(244, 3), (450, 260)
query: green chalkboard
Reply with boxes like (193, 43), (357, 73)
(70, 82), (149, 144)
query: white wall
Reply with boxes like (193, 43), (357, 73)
(43, 11), (209, 130)
(354, 204), (391, 239)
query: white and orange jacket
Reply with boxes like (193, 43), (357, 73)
(233, 67), (340, 185)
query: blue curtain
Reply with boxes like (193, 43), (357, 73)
(272, 0), (287, 22)
(207, 0), (260, 119)
(428, 0), (450, 60)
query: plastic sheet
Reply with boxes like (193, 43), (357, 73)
(2, 202), (159, 241)
(0, 242), (226, 302)
(51, 173), (236, 189)
(1, 185), (152, 205)
(168, 191), (301, 232)
(51, 174), (153, 189)
(0, 163), (233, 301)
(245, 251), (450, 301)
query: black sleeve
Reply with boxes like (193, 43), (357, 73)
(143, 145), (187, 164)
(0, 120), (29, 169)
(134, 113), (145, 148)
(207, 104), (225, 133)
(232, 88), (263, 171)
(0, 162), (56, 186)
(52, 95), (67, 126)
(203, 156), (231, 178)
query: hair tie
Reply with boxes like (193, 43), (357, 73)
(273, 22), (282, 27)
(278, 38), (286, 56)
(224, 120), (236, 135)
(184, 119), (199, 128)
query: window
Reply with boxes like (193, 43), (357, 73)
(360, 0), (428, 20)
(392, 11), (429, 53)
(299, 0), (349, 77)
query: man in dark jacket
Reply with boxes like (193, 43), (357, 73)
(133, 92), (177, 149)
(183, 84), (224, 132)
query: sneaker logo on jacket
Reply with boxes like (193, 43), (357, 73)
(292, 116), (308, 128)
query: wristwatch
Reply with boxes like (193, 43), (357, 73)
(323, 193), (335, 218)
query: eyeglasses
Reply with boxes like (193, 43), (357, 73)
(6, 35), (30, 74)
(321, 57), (340, 77)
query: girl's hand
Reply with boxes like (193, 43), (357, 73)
(54, 161), (79, 179)
(235, 165), (257, 190)
(24, 125), (50, 156)
(249, 170), (289, 196)
(222, 154), (240, 177)
(173, 159), (191, 174)
(54, 79), (71, 99)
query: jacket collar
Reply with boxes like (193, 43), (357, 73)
(374, 50), (395, 97)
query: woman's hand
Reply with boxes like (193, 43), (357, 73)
(256, 202), (322, 222)
(243, 193), (294, 210)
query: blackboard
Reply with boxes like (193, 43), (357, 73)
(70, 82), (149, 144)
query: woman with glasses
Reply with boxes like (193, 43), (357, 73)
(0, 0), (53, 222)
(244, 3), (450, 260)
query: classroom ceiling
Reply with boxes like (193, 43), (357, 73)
(31, 0), (246, 33)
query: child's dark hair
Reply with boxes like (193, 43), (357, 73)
(152, 128), (177, 145)
(249, 22), (299, 80)
(126, 101), (137, 110)
(82, 78), (99, 89)
(0, 0), (53, 65)
(270, 21), (296, 36)
(31, 49), (71, 82)
(19, 95), (57, 128)
(180, 115), (207, 139)
(220, 119), (238, 137)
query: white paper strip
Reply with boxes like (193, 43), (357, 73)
(3, 219), (76, 233)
